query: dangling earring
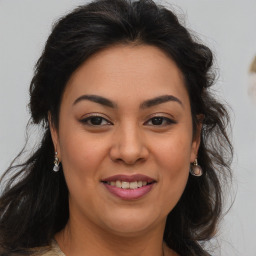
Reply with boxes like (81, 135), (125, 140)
(53, 152), (60, 172)
(190, 159), (203, 177)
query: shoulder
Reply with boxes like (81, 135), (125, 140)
(30, 241), (65, 256)
(0, 241), (65, 256)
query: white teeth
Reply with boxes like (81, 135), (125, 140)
(106, 180), (150, 189)
(116, 180), (122, 188)
(129, 181), (138, 189)
(121, 181), (130, 189)
(137, 181), (142, 188)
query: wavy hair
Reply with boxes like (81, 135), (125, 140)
(0, 0), (233, 255)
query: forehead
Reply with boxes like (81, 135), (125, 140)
(63, 44), (189, 108)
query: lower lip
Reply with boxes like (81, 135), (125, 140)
(103, 183), (154, 200)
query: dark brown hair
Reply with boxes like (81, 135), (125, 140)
(0, 0), (232, 255)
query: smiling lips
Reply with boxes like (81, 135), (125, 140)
(101, 174), (156, 200)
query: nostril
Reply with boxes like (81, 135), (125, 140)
(115, 157), (146, 166)
(109, 135), (149, 164)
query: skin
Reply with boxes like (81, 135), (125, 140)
(50, 44), (201, 256)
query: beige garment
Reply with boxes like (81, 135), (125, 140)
(0, 240), (65, 256)
(31, 240), (66, 256)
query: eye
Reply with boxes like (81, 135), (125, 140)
(80, 115), (112, 126)
(145, 116), (176, 126)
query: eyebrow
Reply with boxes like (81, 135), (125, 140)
(140, 95), (183, 109)
(73, 94), (183, 108)
(73, 94), (117, 108)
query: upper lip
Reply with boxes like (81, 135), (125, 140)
(101, 174), (155, 183)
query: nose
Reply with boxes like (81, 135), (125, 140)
(109, 124), (149, 165)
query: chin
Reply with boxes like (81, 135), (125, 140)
(99, 208), (164, 236)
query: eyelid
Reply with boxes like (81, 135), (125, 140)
(145, 112), (176, 120)
(81, 112), (110, 118)
(79, 112), (113, 125)
(143, 113), (177, 125)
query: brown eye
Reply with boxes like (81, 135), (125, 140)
(90, 117), (104, 125)
(151, 117), (164, 125)
(145, 116), (176, 126)
(80, 116), (112, 126)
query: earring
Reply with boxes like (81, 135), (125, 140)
(53, 152), (60, 172)
(190, 159), (203, 177)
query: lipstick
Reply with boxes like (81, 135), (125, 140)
(101, 174), (156, 200)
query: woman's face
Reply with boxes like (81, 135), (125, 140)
(51, 44), (201, 236)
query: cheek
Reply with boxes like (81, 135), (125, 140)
(153, 131), (192, 173)
(58, 132), (109, 211)
(158, 140), (190, 188)
(58, 128), (109, 183)
(151, 132), (192, 208)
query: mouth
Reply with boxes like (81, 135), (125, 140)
(101, 180), (154, 189)
(101, 174), (156, 200)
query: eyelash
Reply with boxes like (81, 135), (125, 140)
(144, 116), (176, 126)
(80, 114), (176, 127)
(80, 114), (112, 126)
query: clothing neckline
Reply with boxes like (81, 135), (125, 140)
(51, 239), (66, 256)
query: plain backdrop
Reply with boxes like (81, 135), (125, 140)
(0, 1), (256, 255)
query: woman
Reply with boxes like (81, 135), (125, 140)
(0, 0), (233, 255)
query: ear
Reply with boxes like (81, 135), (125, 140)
(190, 114), (203, 162)
(48, 112), (61, 159)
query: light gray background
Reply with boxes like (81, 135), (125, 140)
(0, 1), (256, 255)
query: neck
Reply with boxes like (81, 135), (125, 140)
(55, 216), (176, 256)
